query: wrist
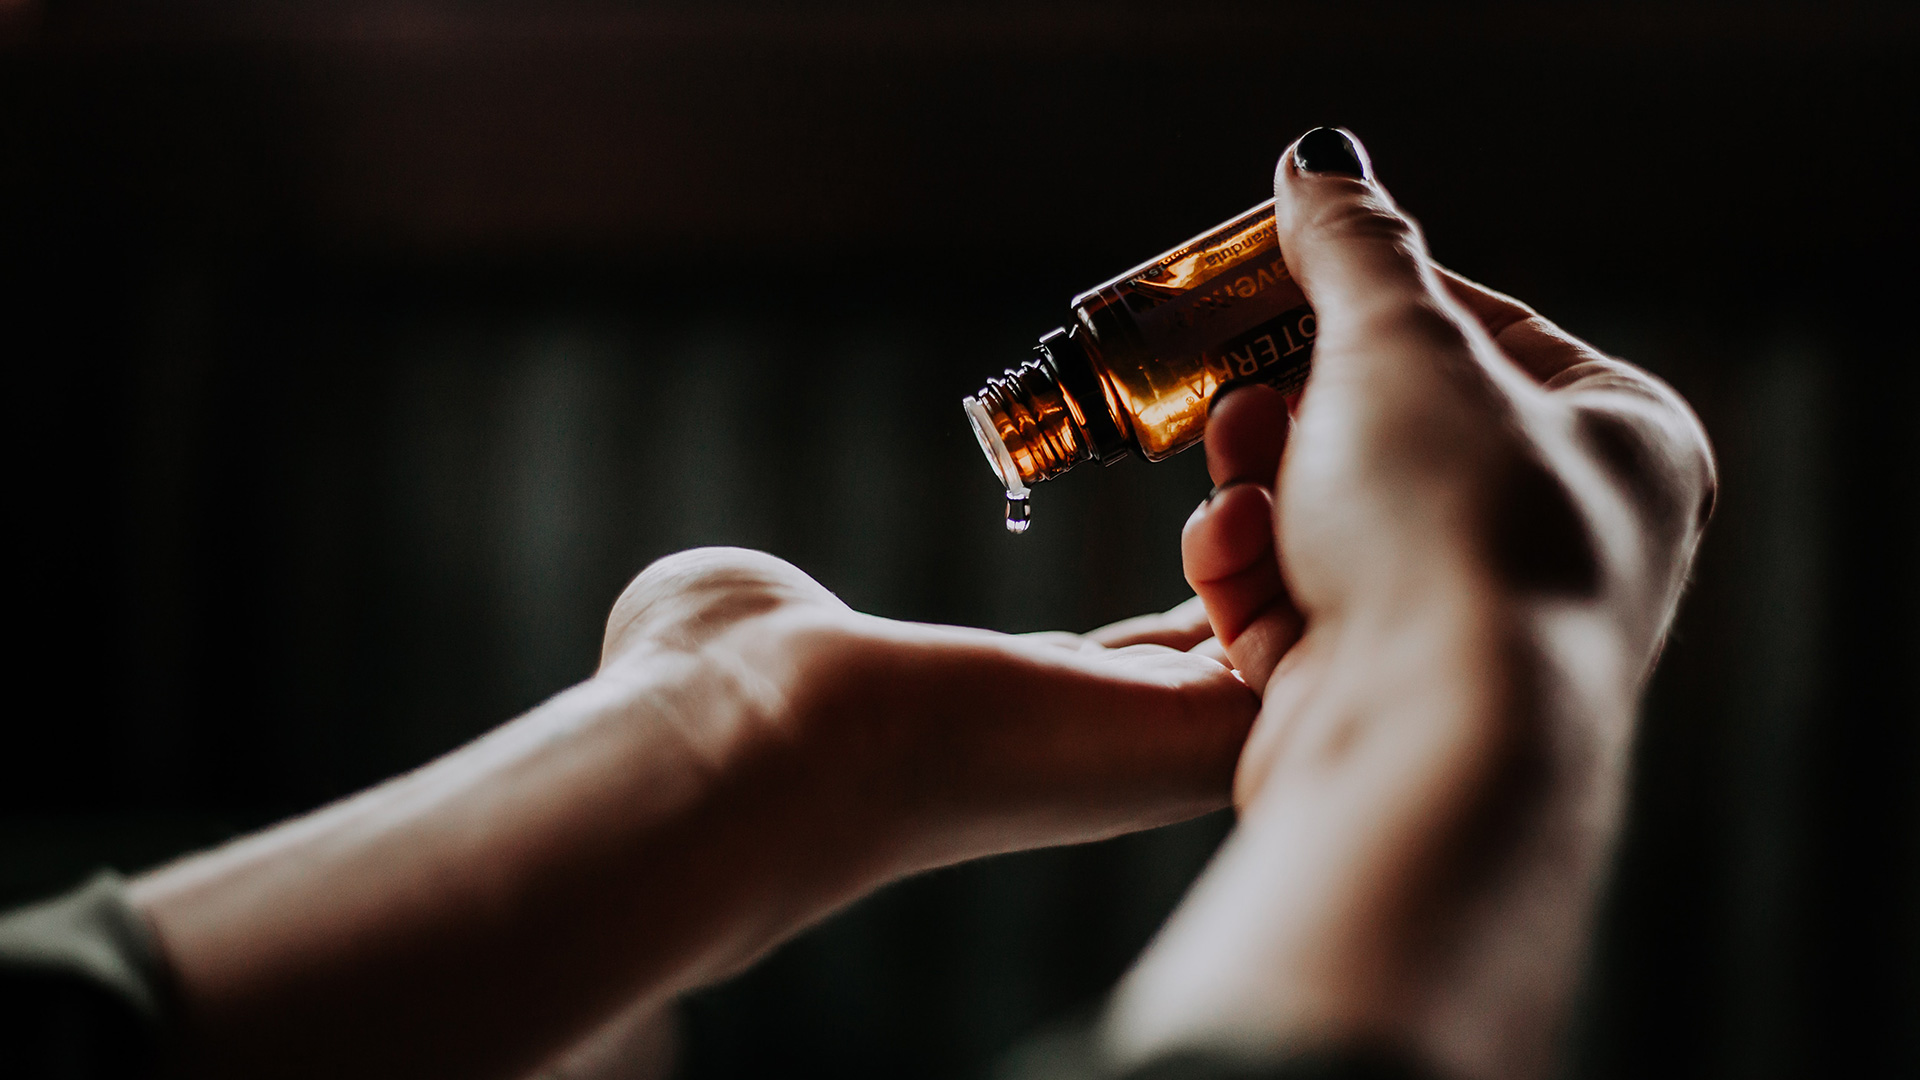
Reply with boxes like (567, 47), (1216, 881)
(617, 603), (946, 904)
(1118, 589), (1631, 1080)
(593, 611), (906, 948)
(132, 621), (900, 1078)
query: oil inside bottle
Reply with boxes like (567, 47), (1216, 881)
(1004, 493), (1032, 534)
(963, 195), (1317, 528)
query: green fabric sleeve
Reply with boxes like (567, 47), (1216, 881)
(1, 874), (1439, 1080)
(0, 871), (173, 1078)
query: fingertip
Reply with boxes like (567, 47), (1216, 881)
(1205, 384), (1291, 487)
(1084, 595), (1215, 651)
(1182, 482), (1275, 586)
(1182, 482), (1302, 693)
(1188, 636), (1230, 666)
(1282, 126), (1372, 182)
(1183, 484), (1286, 647)
(1271, 127), (1480, 394)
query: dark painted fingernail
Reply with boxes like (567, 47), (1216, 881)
(1293, 127), (1368, 179)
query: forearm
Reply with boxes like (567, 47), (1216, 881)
(123, 547), (1257, 1079)
(130, 650), (858, 1080)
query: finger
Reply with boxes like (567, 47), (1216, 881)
(1433, 265), (1610, 384)
(1188, 636), (1230, 666)
(1434, 263), (1697, 418)
(1021, 630), (1095, 652)
(1273, 128), (1486, 412)
(1431, 265), (1535, 336)
(1433, 264), (1717, 530)
(1182, 483), (1303, 690)
(1087, 595), (1217, 651)
(900, 630), (1259, 866)
(1205, 383), (1291, 488)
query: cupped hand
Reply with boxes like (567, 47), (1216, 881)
(1113, 129), (1715, 1080)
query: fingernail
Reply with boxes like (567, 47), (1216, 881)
(1293, 127), (1368, 179)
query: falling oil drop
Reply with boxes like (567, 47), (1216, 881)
(1004, 493), (1032, 534)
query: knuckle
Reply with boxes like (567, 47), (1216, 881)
(1575, 407), (1670, 512)
(1548, 359), (1718, 539)
(1573, 398), (1718, 541)
(1485, 448), (1605, 597)
(1312, 193), (1428, 258)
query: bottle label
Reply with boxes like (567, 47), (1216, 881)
(1202, 304), (1316, 394)
(1069, 198), (1318, 460)
(1091, 198), (1315, 395)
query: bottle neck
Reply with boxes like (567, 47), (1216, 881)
(1035, 326), (1127, 459)
(964, 355), (1091, 492)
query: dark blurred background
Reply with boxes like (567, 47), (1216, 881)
(4, 1), (1918, 1077)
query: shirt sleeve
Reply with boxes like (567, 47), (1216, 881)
(0, 874), (1441, 1080)
(0, 871), (173, 1079)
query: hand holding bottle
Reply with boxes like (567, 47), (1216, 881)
(1108, 129), (1716, 1079)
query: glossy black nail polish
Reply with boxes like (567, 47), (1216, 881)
(1293, 127), (1368, 179)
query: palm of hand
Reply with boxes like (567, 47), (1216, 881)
(597, 546), (1259, 887)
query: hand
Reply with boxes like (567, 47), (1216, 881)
(595, 547), (1253, 884)
(1107, 128), (1714, 1079)
(133, 548), (1254, 1080)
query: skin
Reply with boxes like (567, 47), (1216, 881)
(1106, 130), (1714, 1079)
(130, 556), (1254, 1080)
(126, 128), (1713, 1080)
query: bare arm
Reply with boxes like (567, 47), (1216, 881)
(132, 551), (1256, 1080)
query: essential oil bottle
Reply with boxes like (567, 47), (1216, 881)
(963, 197), (1315, 531)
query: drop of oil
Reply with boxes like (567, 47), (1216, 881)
(1004, 493), (1032, 534)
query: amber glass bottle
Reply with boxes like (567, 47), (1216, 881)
(964, 198), (1314, 507)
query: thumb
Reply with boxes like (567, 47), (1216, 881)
(1274, 128), (1484, 400)
(1269, 130), (1539, 616)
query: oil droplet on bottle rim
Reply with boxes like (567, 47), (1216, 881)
(1004, 493), (1032, 534)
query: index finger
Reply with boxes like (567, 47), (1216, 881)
(1435, 266), (1719, 540)
(1433, 266), (1611, 384)
(1086, 595), (1218, 651)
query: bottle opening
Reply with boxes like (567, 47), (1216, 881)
(962, 357), (1089, 493)
(963, 395), (1030, 498)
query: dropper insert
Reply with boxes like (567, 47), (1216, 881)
(963, 394), (1030, 498)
